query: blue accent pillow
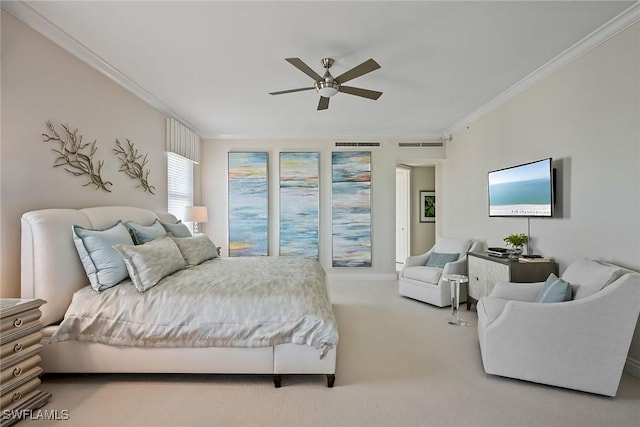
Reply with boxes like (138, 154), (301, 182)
(125, 219), (167, 244)
(72, 221), (134, 292)
(425, 252), (459, 268)
(160, 220), (192, 238)
(535, 273), (572, 303)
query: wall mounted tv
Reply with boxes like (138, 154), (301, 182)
(488, 158), (554, 217)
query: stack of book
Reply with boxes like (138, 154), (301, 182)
(487, 247), (509, 258)
(519, 256), (552, 263)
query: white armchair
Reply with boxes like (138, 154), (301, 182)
(399, 237), (482, 307)
(477, 258), (640, 396)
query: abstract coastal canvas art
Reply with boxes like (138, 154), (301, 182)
(332, 151), (372, 267)
(279, 152), (319, 258)
(228, 152), (268, 256)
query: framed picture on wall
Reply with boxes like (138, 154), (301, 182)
(420, 191), (436, 222)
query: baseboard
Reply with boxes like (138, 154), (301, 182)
(327, 273), (398, 281)
(624, 356), (640, 379)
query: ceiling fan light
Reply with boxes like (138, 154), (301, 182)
(315, 81), (339, 98)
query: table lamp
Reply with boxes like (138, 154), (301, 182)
(184, 206), (208, 233)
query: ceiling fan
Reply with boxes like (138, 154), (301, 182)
(269, 57), (382, 110)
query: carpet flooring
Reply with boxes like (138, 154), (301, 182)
(20, 279), (640, 426)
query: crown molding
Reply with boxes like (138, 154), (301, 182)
(1, 0), (201, 137)
(207, 133), (445, 141)
(444, 2), (640, 136)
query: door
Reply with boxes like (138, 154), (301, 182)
(396, 167), (410, 263)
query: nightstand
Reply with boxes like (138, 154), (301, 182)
(467, 252), (558, 309)
(0, 299), (51, 426)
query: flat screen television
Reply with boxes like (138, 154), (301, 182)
(488, 158), (554, 217)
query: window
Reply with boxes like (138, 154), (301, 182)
(167, 152), (193, 230)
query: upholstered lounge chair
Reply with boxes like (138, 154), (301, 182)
(399, 237), (481, 307)
(477, 258), (640, 396)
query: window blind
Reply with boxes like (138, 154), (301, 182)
(167, 152), (193, 229)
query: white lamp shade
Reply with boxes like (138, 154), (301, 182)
(184, 206), (208, 223)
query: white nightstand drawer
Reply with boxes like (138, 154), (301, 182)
(0, 308), (42, 334)
(0, 332), (42, 359)
(0, 354), (41, 384)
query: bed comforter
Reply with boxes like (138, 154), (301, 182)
(50, 257), (338, 357)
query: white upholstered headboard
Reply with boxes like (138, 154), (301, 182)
(21, 206), (177, 326)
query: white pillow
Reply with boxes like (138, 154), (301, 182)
(561, 258), (623, 299)
(172, 234), (218, 266)
(114, 236), (186, 293)
(433, 237), (472, 255)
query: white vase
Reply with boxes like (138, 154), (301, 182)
(508, 247), (523, 260)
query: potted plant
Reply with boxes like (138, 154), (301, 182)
(503, 233), (528, 259)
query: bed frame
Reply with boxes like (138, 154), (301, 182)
(20, 206), (336, 388)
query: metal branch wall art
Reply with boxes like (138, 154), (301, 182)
(42, 121), (113, 192)
(113, 138), (156, 194)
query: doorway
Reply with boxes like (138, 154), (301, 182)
(395, 167), (410, 265)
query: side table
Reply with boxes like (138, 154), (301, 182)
(0, 299), (51, 427)
(444, 274), (470, 326)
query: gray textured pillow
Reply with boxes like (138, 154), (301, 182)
(73, 221), (135, 292)
(172, 234), (218, 266)
(114, 236), (186, 293)
(125, 219), (167, 244)
(161, 220), (192, 238)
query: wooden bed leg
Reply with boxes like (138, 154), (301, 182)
(326, 374), (335, 388)
(273, 375), (282, 388)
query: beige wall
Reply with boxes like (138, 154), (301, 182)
(438, 23), (640, 373)
(0, 11), (169, 297)
(410, 166), (436, 255)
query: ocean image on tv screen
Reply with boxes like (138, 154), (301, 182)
(489, 159), (552, 217)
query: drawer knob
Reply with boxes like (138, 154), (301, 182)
(13, 367), (22, 377)
(12, 392), (22, 402)
(13, 343), (23, 353)
(13, 318), (23, 327)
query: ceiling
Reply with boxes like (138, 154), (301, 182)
(7, 1), (636, 140)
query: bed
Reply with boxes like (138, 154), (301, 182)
(20, 206), (338, 387)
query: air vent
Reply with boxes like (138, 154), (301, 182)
(398, 142), (444, 148)
(335, 142), (380, 147)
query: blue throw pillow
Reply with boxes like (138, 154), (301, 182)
(125, 219), (167, 244)
(535, 273), (572, 303)
(72, 221), (135, 292)
(425, 252), (459, 268)
(160, 220), (192, 238)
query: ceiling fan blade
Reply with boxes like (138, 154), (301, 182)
(285, 58), (322, 81)
(334, 58), (381, 84)
(317, 96), (330, 110)
(269, 87), (315, 95)
(339, 86), (383, 100)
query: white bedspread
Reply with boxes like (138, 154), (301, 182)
(50, 257), (338, 357)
